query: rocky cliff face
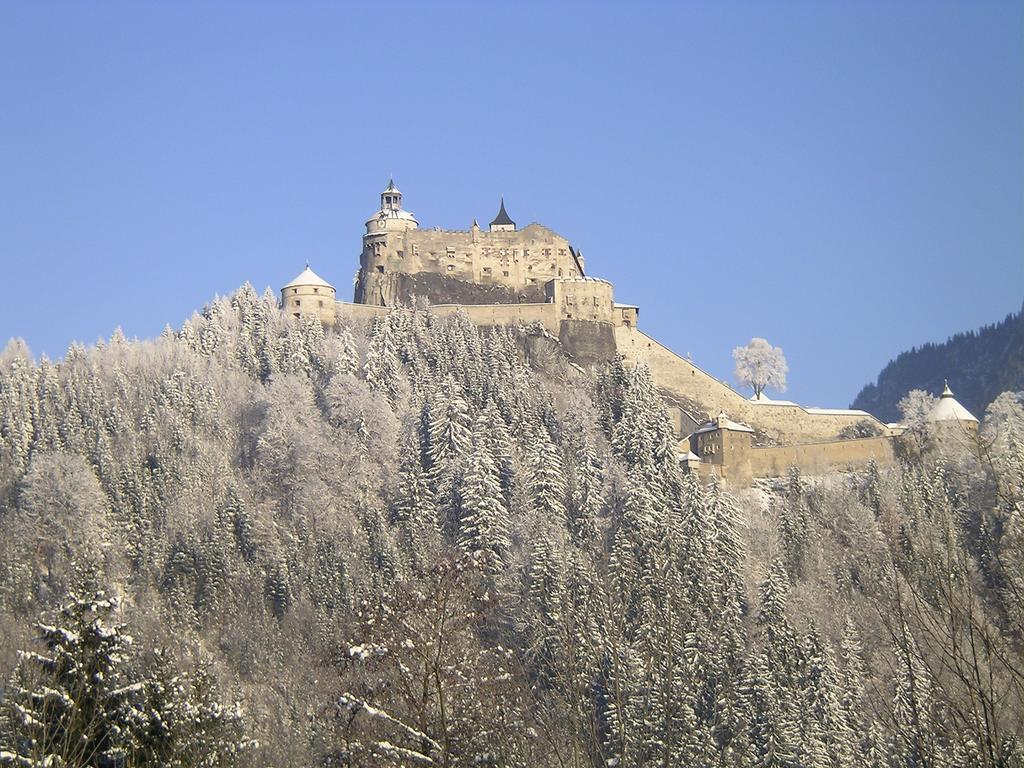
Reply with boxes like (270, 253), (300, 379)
(852, 303), (1024, 422)
(355, 270), (548, 307)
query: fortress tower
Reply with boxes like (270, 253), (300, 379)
(928, 381), (979, 434)
(280, 265), (337, 325)
(489, 197), (515, 232)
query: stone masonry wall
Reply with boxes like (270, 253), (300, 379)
(746, 436), (894, 480)
(614, 326), (892, 444)
(357, 223), (582, 305)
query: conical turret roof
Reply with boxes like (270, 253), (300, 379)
(282, 265), (335, 291)
(489, 197), (515, 227)
(928, 381), (978, 423)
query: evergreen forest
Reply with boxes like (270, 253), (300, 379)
(0, 285), (1022, 767)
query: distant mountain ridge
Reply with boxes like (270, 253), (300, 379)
(851, 302), (1024, 423)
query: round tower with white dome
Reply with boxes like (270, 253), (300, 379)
(281, 265), (337, 325)
(927, 380), (979, 434)
(355, 179), (421, 304)
(364, 178), (418, 236)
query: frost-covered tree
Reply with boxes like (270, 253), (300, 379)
(983, 390), (1024, 455)
(3, 452), (112, 603)
(899, 387), (936, 421)
(457, 417), (510, 570)
(1, 590), (136, 766)
(0, 285), (1022, 765)
(325, 557), (529, 767)
(733, 337), (788, 400)
(0, 589), (247, 767)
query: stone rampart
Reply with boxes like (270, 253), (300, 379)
(693, 427), (894, 485)
(614, 326), (892, 444)
(357, 222), (581, 305)
(745, 436), (894, 481)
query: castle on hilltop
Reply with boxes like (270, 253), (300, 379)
(278, 181), (979, 485)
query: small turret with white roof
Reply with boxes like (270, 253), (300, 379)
(281, 264), (336, 325)
(928, 380), (979, 432)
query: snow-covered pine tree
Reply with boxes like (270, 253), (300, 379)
(1, 590), (137, 766)
(798, 623), (852, 767)
(331, 322), (360, 378)
(457, 418), (510, 571)
(129, 650), (248, 768)
(564, 415), (604, 545)
(777, 467), (812, 579)
(363, 315), (403, 406)
(481, 400), (516, 509)
(525, 423), (567, 523)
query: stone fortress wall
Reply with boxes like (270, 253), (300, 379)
(690, 417), (895, 485)
(357, 221), (584, 307)
(614, 326), (894, 445)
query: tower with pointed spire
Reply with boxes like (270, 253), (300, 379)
(365, 178), (418, 235)
(381, 178), (402, 213)
(489, 197), (516, 232)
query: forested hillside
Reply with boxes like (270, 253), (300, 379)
(0, 284), (1022, 766)
(852, 304), (1024, 422)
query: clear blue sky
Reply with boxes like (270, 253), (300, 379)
(1, 1), (1021, 408)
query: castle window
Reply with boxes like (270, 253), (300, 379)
(376, 265), (384, 273)
(483, 267), (492, 275)
(293, 288), (298, 294)
(294, 299), (301, 306)
(313, 287), (319, 293)
(447, 265), (455, 271)
(446, 247), (455, 258)
(502, 270), (509, 277)
(318, 300), (324, 308)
